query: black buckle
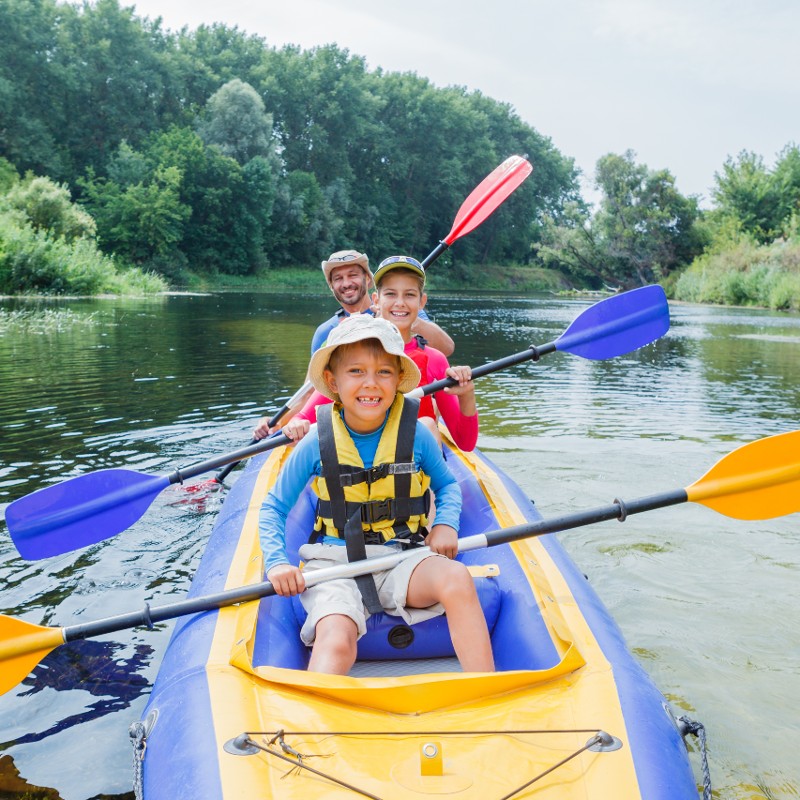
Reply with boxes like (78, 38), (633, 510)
(339, 464), (390, 486)
(367, 464), (389, 483)
(362, 498), (392, 523)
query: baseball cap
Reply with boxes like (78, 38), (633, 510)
(373, 255), (426, 286)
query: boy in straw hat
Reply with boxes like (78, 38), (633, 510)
(259, 314), (494, 675)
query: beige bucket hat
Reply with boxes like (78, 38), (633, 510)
(308, 314), (421, 400)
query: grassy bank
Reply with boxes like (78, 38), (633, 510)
(671, 236), (800, 311)
(0, 215), (167, 296)
(182, 263), (570, 294)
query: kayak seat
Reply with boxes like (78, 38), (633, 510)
(285, 572), (502, 661)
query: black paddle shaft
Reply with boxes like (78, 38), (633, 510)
(418, 342), (555, 395)
(63, 580), (281, 643)
(214, 400), (297, 484)
(61, 487), (688, 644)
(167, 433), (292, 485)
(187, 344), (555, 485)
(483, 488), (689, 548)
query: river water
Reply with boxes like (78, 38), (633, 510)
(0, 291), (798, 799)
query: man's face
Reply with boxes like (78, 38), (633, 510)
(329, 265), (370, 310)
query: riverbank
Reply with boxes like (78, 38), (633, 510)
(670, 236), (800, 311)
(181, 263), (571, 294)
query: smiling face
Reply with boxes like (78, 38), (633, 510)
(376, 271), (427, 340)
(329, 264), (371, 312)
(323, 340), (403, 433)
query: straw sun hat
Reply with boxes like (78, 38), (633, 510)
(308, 314), (421, 400)
(320, 249), (372, 285)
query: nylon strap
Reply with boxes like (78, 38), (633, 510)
(316, 399), (422, 614)
(317, 405), (381, 613)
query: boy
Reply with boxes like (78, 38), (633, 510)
(259, 314), (494, 675)
(282, 255), (478, 451)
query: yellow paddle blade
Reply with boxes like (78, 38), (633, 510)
(0, 615), (65, 696)
(686, 431), (800, 520)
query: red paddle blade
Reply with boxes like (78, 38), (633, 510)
(444, 156), (533, 245)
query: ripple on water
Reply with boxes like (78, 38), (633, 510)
(1, 293), (799, 799)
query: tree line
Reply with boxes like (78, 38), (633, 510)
(1, 0), (798, 303)
(0, 0), (579, 284)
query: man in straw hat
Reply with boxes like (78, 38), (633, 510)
(259, 314), (494, 675)
(311, 249), (454, 355)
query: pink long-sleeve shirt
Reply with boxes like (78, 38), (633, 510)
(292, 338), (479, 451)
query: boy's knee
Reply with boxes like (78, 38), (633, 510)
(315, 615), (358, 655)
(439, 563), (479, 604)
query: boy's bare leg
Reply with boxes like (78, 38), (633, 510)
(307, 614), (359, 675)
(406, 558), (495, 672)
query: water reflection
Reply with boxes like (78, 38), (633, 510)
(3, 641), (152, 748)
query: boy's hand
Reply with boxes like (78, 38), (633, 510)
(267, 564), (306, 596)
(443, 365), (476, 415)
(282, 418), (310, 443)
(252, 416), (272, 440)
(425, 524), (459, 559)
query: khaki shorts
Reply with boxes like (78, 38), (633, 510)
(296, 542), (446, 646)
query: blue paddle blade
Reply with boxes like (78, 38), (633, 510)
(6, 469), (171, 560)
(555, 285), (669, 360)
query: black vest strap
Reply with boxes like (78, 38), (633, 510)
(316, 495), (429, 526)
(317, 404), (382, 613)
(315, 399), (424, 615)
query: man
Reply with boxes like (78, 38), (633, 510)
(311, 249), (454, 355)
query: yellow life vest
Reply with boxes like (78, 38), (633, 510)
(313, 395), (431, 545)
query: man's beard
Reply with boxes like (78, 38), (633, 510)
(332, 284), (366, 307)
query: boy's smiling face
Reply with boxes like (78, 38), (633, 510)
(376, 272), (427, 339)
(323, 341), (403, 433)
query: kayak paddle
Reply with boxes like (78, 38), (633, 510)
(1, 429), (797, 698)
(6, 284), (669, 561)
(422, 155), (533, 267)
(212, 155), (533, 485)
(211, 380), (313, 486)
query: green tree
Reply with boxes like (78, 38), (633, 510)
(5, 175), (96, 241)
(712, 151), (780, 243)
(592, 151), (704, 287)
(535, 202), (609, 287)
(0, 158), (20, 193)
(267, 170), (340, 266)
(81, 164), (190, 264)
(772, 144), (800, 232)
(0, 0), (71, 176)
(536, 152), (704, 289)
(197, 79), (276, 165)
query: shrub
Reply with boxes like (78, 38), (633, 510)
(0, 212), (167, 295)
(673, 236), (800, 310)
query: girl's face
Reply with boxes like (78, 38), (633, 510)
(324, 342), (402, 433)
(376, 273), (427, 339)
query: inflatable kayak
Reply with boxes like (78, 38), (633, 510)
(137, 434), (699, 799)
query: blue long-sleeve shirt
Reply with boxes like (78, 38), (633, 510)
(259, 412), (461, 575)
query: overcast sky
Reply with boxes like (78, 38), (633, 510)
(128, 0), (799, 208)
